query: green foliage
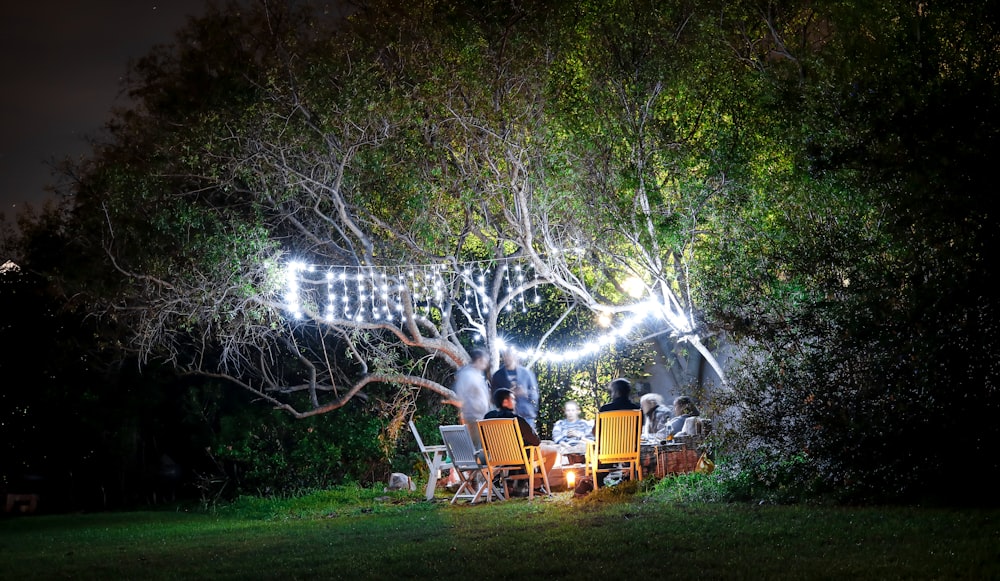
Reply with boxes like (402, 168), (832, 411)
(208, 399), (390, 496)
(652, 471), (733, 504)
(697, 0), (1000, 504)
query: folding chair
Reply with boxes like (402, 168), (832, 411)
(439, 424), (501, 503)
(586, 410), (643, 489)
(409, 420), (452, 500)
(478, 418), (551, 501)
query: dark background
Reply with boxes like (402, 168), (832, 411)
(0, 1), (209, 219)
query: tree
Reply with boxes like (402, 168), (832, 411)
(47, 0), (731, 421)
(697, 0), (1000, 503)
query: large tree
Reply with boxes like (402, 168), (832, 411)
(51, 0), (731, 419)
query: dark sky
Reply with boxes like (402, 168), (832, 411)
(0, 1), (209, 220)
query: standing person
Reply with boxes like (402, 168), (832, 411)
(452, 348), (491, 449)
(491, 347), (540, 431)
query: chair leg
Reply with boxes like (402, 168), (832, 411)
(537, 466), (551, 497)
(470, 471), (487, 504)
(425, 454), (443, 500)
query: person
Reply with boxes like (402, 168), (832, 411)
(599, 378), (641, 412)
(594, 378), (642, 483)
(639, 393), (672, 440)
(484, 388), (560, 476)
(490, 347), (540, 430)
(664, 395), (701, 438)
(552, 400), (594, 461)
(452, 348), (491, 449)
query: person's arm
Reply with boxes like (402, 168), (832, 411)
(518, 417), (541, 446)
(552, 420), (568, 443)
(525, 368), (539, 407)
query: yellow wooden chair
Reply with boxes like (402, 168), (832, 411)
(478, 418), (551, 501)
(586, 410), (643, 488)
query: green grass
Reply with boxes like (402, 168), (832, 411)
(1, 484), (998, 580)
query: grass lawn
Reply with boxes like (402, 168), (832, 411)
(1, 484), (998, 580)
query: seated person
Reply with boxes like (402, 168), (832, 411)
(552, 400), (593, 461)
(664, 395), (701, 438)
(484, 388), (560, 474)
(593, 378), (642, 482)
(599, 378), (642, 412)
(639, 393), (671, 441)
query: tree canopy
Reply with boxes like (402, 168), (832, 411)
(14, 0), (998, 503)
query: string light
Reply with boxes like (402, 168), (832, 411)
(496, 300), (661, 363)
(282, 260), (675, 364)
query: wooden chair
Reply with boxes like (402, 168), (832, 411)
(478, 418), (551, 501)
(439, 424), (500, 503)
(586, 410), (643, 488)
(408, 420), (452, 500)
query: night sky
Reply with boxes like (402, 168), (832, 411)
(0, 1), (209, 219)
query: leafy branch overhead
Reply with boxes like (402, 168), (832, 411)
(52, 0), (744, 417)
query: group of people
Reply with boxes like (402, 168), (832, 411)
(638, 392), (701, 442)
(451, 347), (702, 473)
(452, 347), (541, 447)
(451, 347), (558, 491)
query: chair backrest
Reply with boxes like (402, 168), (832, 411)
(478, 418), (530, 469)
(439, 425), (481, 470)
(410, 420), (444, 457)
(408, 420), (430, 452)
(594, 410), (642, 461)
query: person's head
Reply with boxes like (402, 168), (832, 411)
(493, 388), (515, 410)
(640, 393), (664, 415)
(502, 347), (520, 370)
(564, 400), (581, 421)
(610, 378), (631, 400)
(469, 348), (490, 371)
(673, 395), (700, 416)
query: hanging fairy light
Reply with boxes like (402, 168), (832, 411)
(284, 261), (305, 319)
(502, 264), (514, 312)
(281, 259), (682, 364)
(515, 264), (527, 312)
(495, 300), (661, 364)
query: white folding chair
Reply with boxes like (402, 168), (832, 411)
(409, 420), (452, 500)
(439, 424), (501, 503)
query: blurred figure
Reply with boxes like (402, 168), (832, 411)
(599, 378), (641, 412)
(552, 400), (594, 461)
(491, 347), (540, 430)
(453, 348), (491, 449)
(664, 395), (701, 438)
(639, 393), (671, 440)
